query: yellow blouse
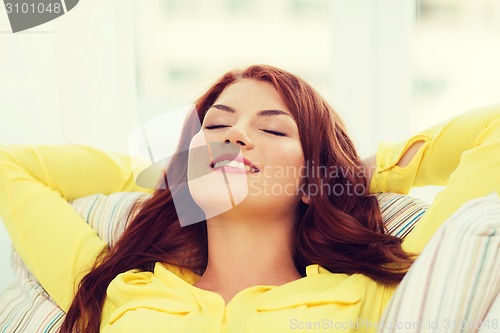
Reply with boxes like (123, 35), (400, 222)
(101, 263), (394, 332)
(1, 104), (499, 332)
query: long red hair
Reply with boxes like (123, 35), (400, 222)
(61, 65), (413, 333)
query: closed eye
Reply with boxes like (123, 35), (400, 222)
(204, 125), (229, 130)
(262, 129), (286, 137)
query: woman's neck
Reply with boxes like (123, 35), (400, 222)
(193, 214), (301, 304)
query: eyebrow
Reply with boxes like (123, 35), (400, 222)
(209, 104), (292, 118)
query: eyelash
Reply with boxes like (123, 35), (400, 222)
(262, 129), (286, 137)
(204, 125), (286, 137)
(204, 125), (228, 130)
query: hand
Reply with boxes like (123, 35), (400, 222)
(361, 154), (376, 191)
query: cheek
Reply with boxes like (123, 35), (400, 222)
(271, 142), (304, 172)
(190, 130), (206, 149)
(258, 142), (305, 190)
(187, 131), (210, 181)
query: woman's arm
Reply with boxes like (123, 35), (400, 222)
(368, 104), (500, 253)
(0, 145), (150, 311)
(362, 142), (424, 189)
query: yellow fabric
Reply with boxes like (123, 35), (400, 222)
(0, 105), (499, 332)
(370, 104), (500, 253)
(0, 145), (151, 311)
(100, 263), (395, 332)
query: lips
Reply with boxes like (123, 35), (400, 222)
(210, 154), (260, 173)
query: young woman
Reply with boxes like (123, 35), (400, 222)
(0, 65), (498, 333)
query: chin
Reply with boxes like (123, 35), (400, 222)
(188, 171), (248, 219)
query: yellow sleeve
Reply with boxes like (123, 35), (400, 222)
(369, 104), (500, 253)
(0, 145), (150, 311)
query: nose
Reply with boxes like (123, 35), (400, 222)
(223, 127), (254, 149)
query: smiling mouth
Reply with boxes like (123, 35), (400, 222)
(209, 152), (260, 173)
(211, 159), (260, 173)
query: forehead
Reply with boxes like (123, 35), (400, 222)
(213, 79), (290, 113)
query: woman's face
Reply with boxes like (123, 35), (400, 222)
(187, 79), (305, 221)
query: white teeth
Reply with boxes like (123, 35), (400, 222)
(228, 160), (243, 169)
(212, 159), (258, 172)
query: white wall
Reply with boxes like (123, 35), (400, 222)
(0, 0), (137, 291)
(329, 0), (416, 157)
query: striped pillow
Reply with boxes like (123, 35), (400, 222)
(379, 193), (500, 333)
(0, 192), (148, 333)
(376, 192), (429, 239)
(0, 192), (427, 333)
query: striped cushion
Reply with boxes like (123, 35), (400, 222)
(0, 192), (427, 333)
(0, 192), (148, 333)
(376, 192), (429, 239)
(379, 193), (500, 333)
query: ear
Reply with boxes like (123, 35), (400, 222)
(301, 194), (311, 205)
